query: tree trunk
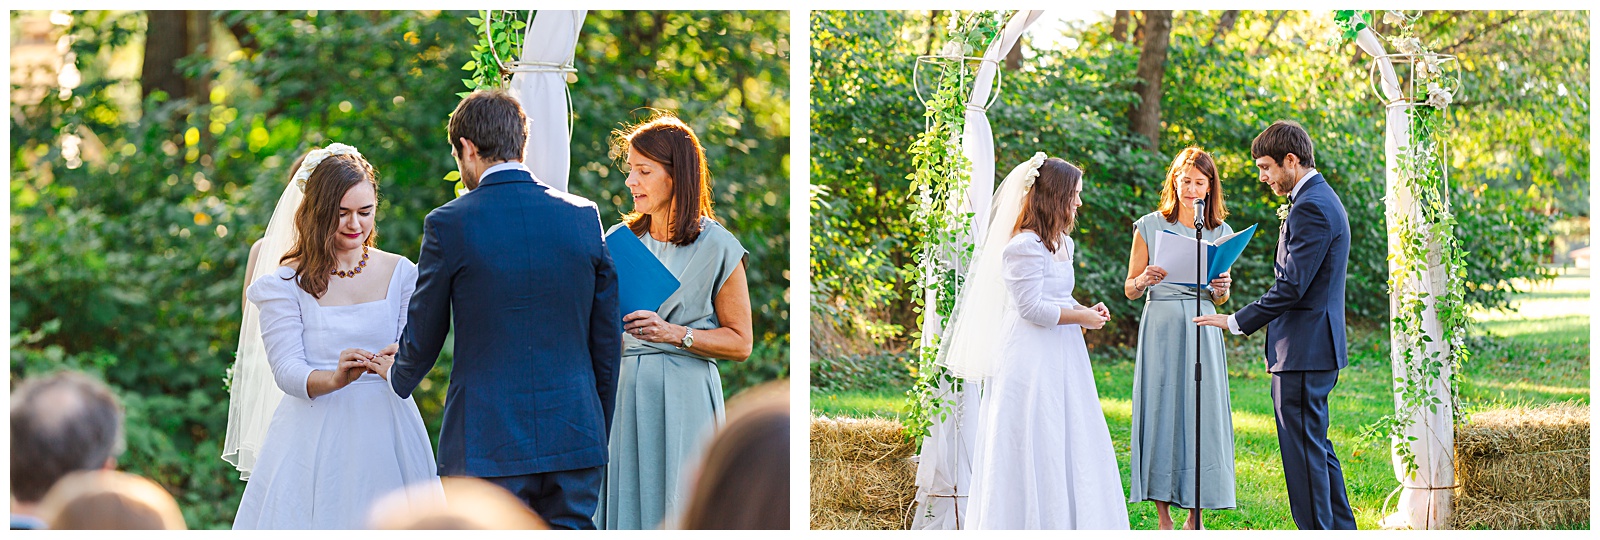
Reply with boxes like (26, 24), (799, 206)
(1210, 10), (1240, 47)
(926, 10), (942, 56)
(186, 11), (212, 102)
(1128, 10), (1172, 151)
(141, 11), (192, 101)
(1111, 10), (1130, 43)
(1004, 36), (1023, 70)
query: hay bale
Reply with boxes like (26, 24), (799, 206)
(1456, 402), (1589, 459)
(1452, 495), (1589, 530)
(809, 507), (909, 530)
(809, 416), (919, 530)
(1457, 448), (1589, 501)
(810, 459), (917, 513)
(1451, 403), (1590, 530)
(809, 416), (915, 461)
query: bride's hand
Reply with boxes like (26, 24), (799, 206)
(334, 357), (369, 387)
(1076, 306), (1109, 330)
(339, 348), (376, 365)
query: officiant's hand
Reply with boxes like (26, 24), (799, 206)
(1193, 314), (1230, 329)
(624, 310), (683, 344)
(1208, 271), (1233, 295)
(1136, 265), (1168, 289)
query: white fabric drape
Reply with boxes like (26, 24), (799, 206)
(910, 10), (1043, 530)
(507, 10), (585, 192)
(1356, 27), (1454, 530)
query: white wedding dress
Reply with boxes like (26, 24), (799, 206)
(233, 260), (442, 529)
(965, 232), (1130, 530)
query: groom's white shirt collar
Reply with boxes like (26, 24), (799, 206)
(481, 160), (530, 180)
(1289, 168), (1318, 200)
(1226, 167), (1319, 336)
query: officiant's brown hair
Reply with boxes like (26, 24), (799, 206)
(1016, 157), (1082, 254)
(1157, 146), (1228, 230)
(448, 90), (527, 162)
(615, 112), (717, 246)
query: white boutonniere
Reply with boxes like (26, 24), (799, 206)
(1277, 202), (1293, 222)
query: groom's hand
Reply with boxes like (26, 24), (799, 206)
(366, 354), (394, 381)
(379, 342), (398, 357)
(1194, 314), (1230, 329)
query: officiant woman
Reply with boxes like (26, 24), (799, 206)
(597, 113), (753, 530)
(1122, 146), (1238, 529)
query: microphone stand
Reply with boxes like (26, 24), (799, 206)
(1192, 198), (1205, 530)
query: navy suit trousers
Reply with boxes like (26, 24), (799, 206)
(481, 466), (604, 530)
(1271, 369), (1358, 530)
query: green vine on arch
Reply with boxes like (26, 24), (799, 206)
(902, 10), (1009, 445)
(1338, 10), (1470, 477)
(442, 10), (530, 193)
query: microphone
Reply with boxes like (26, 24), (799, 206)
(1192, 197), (1206, 228)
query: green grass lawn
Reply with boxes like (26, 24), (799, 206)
(811, 267), (1591, 530)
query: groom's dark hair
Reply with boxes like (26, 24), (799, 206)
(1252, 120), (1316, 168)
(448, 90), (527, 162)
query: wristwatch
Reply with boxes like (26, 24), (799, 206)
(677, 327), (695, 350)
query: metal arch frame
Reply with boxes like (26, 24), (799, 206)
(1367, 52), (1462, 109)
(913, 54), (1004, 112)
(1367, 52), (1461, 206)
(482, 9), (580, 141)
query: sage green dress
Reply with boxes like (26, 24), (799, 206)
(596, 217), (748, 530)
(1127, 211), (1237, 510)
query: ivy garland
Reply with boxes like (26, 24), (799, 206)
(1338, 10), (1469, 476)
(902, 10), (1009, 445)
(443, 10), (530, 194)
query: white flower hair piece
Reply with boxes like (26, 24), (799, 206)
(1021, 152), (1048, 192)
(292, 142), (362, 192)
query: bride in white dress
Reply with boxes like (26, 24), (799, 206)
(939, 153), (1130, 530)
(223, 144), (441, 529)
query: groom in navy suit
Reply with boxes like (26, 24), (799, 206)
(1196, 121), (1357, 529)
(370, 90), (621, 529)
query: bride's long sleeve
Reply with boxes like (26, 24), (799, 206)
(245, 269), (317, 401)
(394, 259), (418, 342)
(1003, 237), (1070, 327)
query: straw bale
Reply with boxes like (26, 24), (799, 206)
(1451, 494), (1590, 530)
(810, 416), (915, 461)
(1456, 403), (1589, 459)
(1457, 448), (1589, 501)
(809, 507), (909, 530)
(810, 458), (917, 513)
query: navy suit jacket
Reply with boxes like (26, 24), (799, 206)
(391, 167), (622, 477)
(1233, 173), (1351, 372)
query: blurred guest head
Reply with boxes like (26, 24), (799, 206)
(10, 371), (125, 509)
(369, 477), (547, 530)
(680, 380), (790, 530)
(36, 470), (186, 530)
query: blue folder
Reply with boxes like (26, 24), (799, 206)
(605, 226), (681, 322)
(1161, 223), (1259, 287)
